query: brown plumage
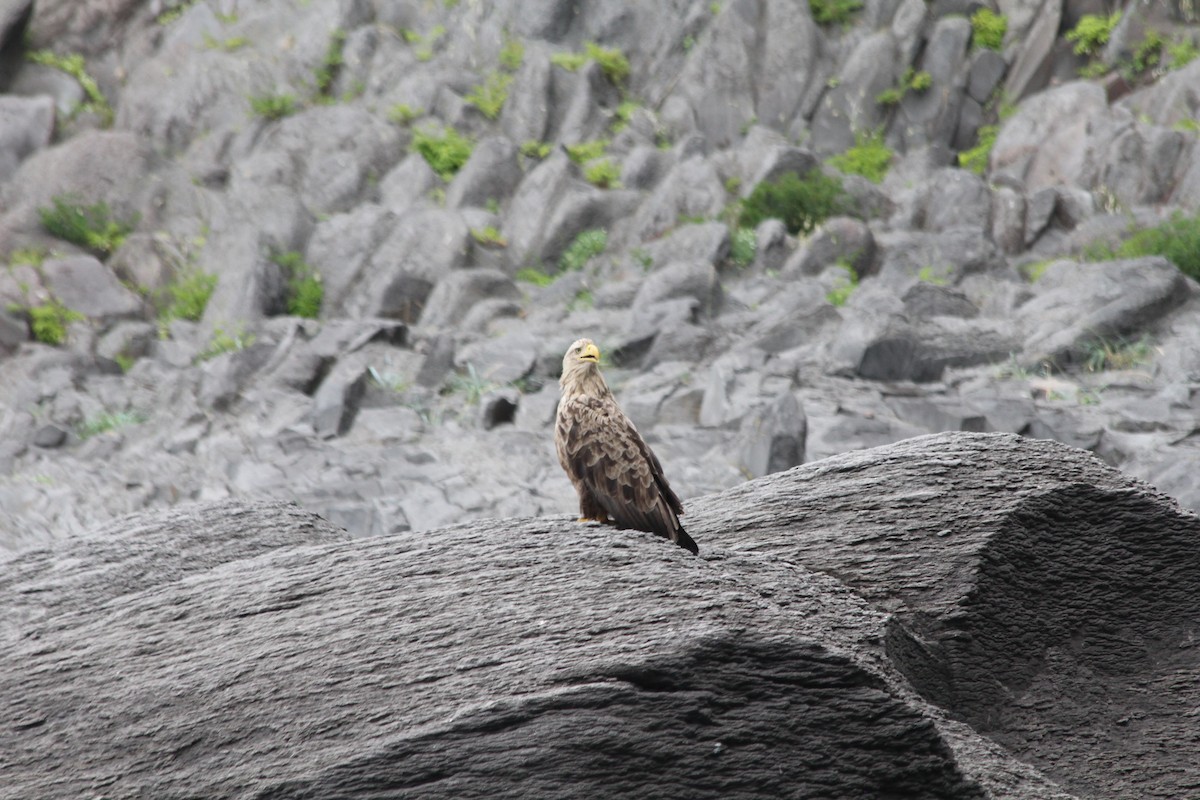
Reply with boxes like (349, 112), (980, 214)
(555, 338), (699, 555)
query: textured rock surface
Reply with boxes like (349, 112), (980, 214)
(11, 432), (1198, 798)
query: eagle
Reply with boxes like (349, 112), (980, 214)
(555, 338), (699, 555)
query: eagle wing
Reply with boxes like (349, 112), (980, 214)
(556, 394), (697, 554)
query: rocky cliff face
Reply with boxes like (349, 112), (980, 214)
(0, 0), (1199, 550)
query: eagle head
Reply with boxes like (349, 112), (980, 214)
(561, 338), (604, 390)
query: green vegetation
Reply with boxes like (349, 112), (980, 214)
(583, 158), (621, 188)
(470, 226), (507, 247)
(876, 68), (932, 106)
(566, 139), (609, 163)
(827, 129), (893, 183)
(569, 287), (594, 311)
(159, 270), (217, 325)
(271, 250), (323, 318)
(28, 300), (84, 346)
(1067, 11), (1121, 56)
(551, 42), (630, 84)
(27, 50), (113, 126)
(412, 125), (474, 179)
(970, 8), (1008, 51)
(724, 176), (742, 195)
(499, 35), (525, 71)
(730, 227), (756, 267)
(612, 100), (639, 133)
(156, 2), (196, 25)
(314, 29), (346, 98)
(520, 140), (552, 159)
(203, 34), (248, 51)
(465, 71), (513, 119)
(515, 267), (555, 286)
(1019, 259), (1056, 282)
(826, 262), (858, 306)
(1094, 211), (1200, 280)
(1167, 36), (1200, 68)
(917, 265), (948, 285)
(808, 0), (862, 26)
(39, 196), (135, 256)
(249, 92), (297, 120)
(196, 326), (256, 362)
(1175, 118), (1200, 133)
(387, 103), (423, 125)
(958, 123), (998, 175)
(9, 248), (47, 268)
(737, 170), (848, 236)
(77, 410), (146, 439)
(559, 229), (608, 272)
(443, 363), (498, 405)
(1083, 335), (1154, 373)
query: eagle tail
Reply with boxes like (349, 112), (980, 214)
(674, 525), (699, 556)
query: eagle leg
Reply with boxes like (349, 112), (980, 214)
(577, 490), (611, 525)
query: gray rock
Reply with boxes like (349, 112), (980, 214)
(419, 269), (520, 330)
(503, 152), (574, 265)
(782, 216), (877, 278)
(631, 156), (727, 241)
(751, 218), (789, 273)
(664, 7), (757, 147)
(478, 386), (520, 430)
(312, 366), (369, 438)
(454, 330), (540, 386)
(0, 95), (54, 183)
(1002, 0), (1062, 102)
(346, 208), (471, 323)
(633, 261), (721, 320)
(378, 154), (440, 213)
(635, 222), (730, 273)
(306, 204), (396, 315)
(967, 49), (1008, 105)
(810, 30), (901, 157)
(0, 308), (27, 355)
(446, 136), (522, 210)
(898, 16), (972, 151)
(1018, 256), (1190, 367)
(901, 282), (980, 319)
(41, 256), (144, 320)
(738, 391), (806, 478)
(31, 423), (67, 448)
(990, 185), (1026, 254)
(96, 321), (157, 363)
(991, 82), (1107, 192)
(918, 168), (992, 233)
(873, 228), (1004, 288)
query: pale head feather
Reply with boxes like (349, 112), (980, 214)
(560, 338), (609, 397)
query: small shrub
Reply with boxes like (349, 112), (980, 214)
(250, 92), (297, 120)
(958, 123), (998, 175)
(583, 158), (621, 188)
(1129, 30), (1165, 75)
(566, 139), (609, 163)
(724, 176), (742, 195)
(471, 226), (507, 247)
(443, 363), (497, 405)
(550, 51), (588, 71)
(28, 300), (84, 346)
(917, 265), (948, 285)
(520, 140), (552, 159)
(584, 42), (630, 84)
(314, 29), (346, 98)
(203, 34), (248, 51)
(27, 50), (113, 126)
(465, 71), (513, 120)
(10, 248), (47, 268)
(1109, 211), (1200, 280)
(271, 251), (323, 319)
(499, 36), (525, 71)
(161, 270), (217, 324)
(737, 170), (848, 236)
(39, 196), (135, 256)
(77, 410), (146, 439)
(516, 267), (554, 286)
(412, 125), (474, 180)
(808, 0), (862, 26)
(876, 68), (931, 106)
(970, 8), (1008, 51)
(196, 326), (255, 362)
(826, 262), (858, 306)
(827, 130), (893, 183)
(1067, 12), (1121, 56)
(1167, 36), (1200, 69)
(730, 227), (756, 267)
(387, 103), (423, 125)
(612, 100), (639, 133)
(559, 229), (607, 272)
(908, 70), (932, 91)
(1083, 335), (1153, 373)
(876, 86), (904, 106)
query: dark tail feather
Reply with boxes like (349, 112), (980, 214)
(673, 525), (699, 555)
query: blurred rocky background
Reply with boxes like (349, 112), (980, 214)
(2, 0), (1200, 550)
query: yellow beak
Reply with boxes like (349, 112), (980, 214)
(580, 343), (601, 363)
